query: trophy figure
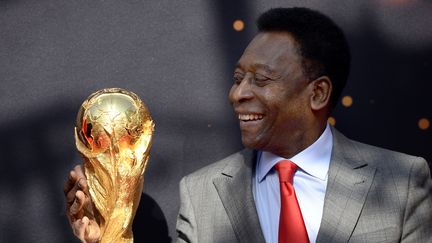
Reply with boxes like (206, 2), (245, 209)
(74, 88), (154, 243)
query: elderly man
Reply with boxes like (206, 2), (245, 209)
(65, 7), (432, 243)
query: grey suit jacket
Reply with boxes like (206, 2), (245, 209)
(176, 129), (432, 243)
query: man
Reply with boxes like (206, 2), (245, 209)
(65, 7), (432, 243)
(175, 7), (432, 243)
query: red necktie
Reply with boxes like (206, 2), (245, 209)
(275, 160), (309, 243)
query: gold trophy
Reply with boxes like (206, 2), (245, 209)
(74, 88), (154, 243)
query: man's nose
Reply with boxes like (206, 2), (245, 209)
(229, 76), (254, 104)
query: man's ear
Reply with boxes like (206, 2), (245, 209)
(310, 76), (332, 111)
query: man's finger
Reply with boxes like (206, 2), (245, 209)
(74, 164), (85, 178)
(77, 177), (89, 194)
(84, 216), (101, 243)
(66, 182), (81, 205)
(66, 173), (88, 205)
(64, 170), (78, 196)
(73, 217), (89, 241)
(70, 190), (86, 216)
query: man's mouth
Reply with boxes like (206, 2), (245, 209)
(238, 114), (264, 122)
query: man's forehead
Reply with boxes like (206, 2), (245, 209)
(235, 61), (273, 74)
(236, 32), (301, 70)
(250, 31), (298, 48)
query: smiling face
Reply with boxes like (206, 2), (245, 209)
(229, 32), (319, 157)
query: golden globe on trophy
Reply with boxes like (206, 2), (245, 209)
(74, 88), (154, 243)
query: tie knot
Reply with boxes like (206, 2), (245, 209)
(275, 160), (297, 183)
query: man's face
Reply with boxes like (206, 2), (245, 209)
(229, 32), (313, 155)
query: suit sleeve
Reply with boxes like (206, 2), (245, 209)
(401, 157), (432, 242)
(176, 177), (198, 243)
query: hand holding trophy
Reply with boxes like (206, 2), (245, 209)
(72, 88), (154, 243)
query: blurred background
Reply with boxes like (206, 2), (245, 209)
(0, 0), (431, 242)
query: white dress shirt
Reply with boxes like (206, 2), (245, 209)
(253, 124), (333, 243)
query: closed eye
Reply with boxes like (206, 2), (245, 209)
(255, 73), (272, 85)
(233, 72), (245, 84)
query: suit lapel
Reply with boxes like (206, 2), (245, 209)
(317, 128), (376, 243)
(213, 149), (265, 243)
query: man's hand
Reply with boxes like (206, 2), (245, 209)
(64, 165), (100, 243)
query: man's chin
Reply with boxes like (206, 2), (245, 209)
(241, 136), (264, 151)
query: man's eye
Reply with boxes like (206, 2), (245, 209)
(255, 74), (270, 82)
(233, 74), (244, 84)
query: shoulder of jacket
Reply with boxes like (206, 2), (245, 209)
(181, 149), (250, 183)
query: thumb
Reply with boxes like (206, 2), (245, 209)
(83, 216), (101, 243)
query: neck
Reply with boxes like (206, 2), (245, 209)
(269, 122), (327, 159)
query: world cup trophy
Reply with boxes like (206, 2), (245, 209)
(74, 88), (154, 243)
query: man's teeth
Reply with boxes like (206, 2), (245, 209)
(238, 114), (264, 121)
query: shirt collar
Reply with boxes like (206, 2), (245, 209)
(257, 123), (333, 182)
